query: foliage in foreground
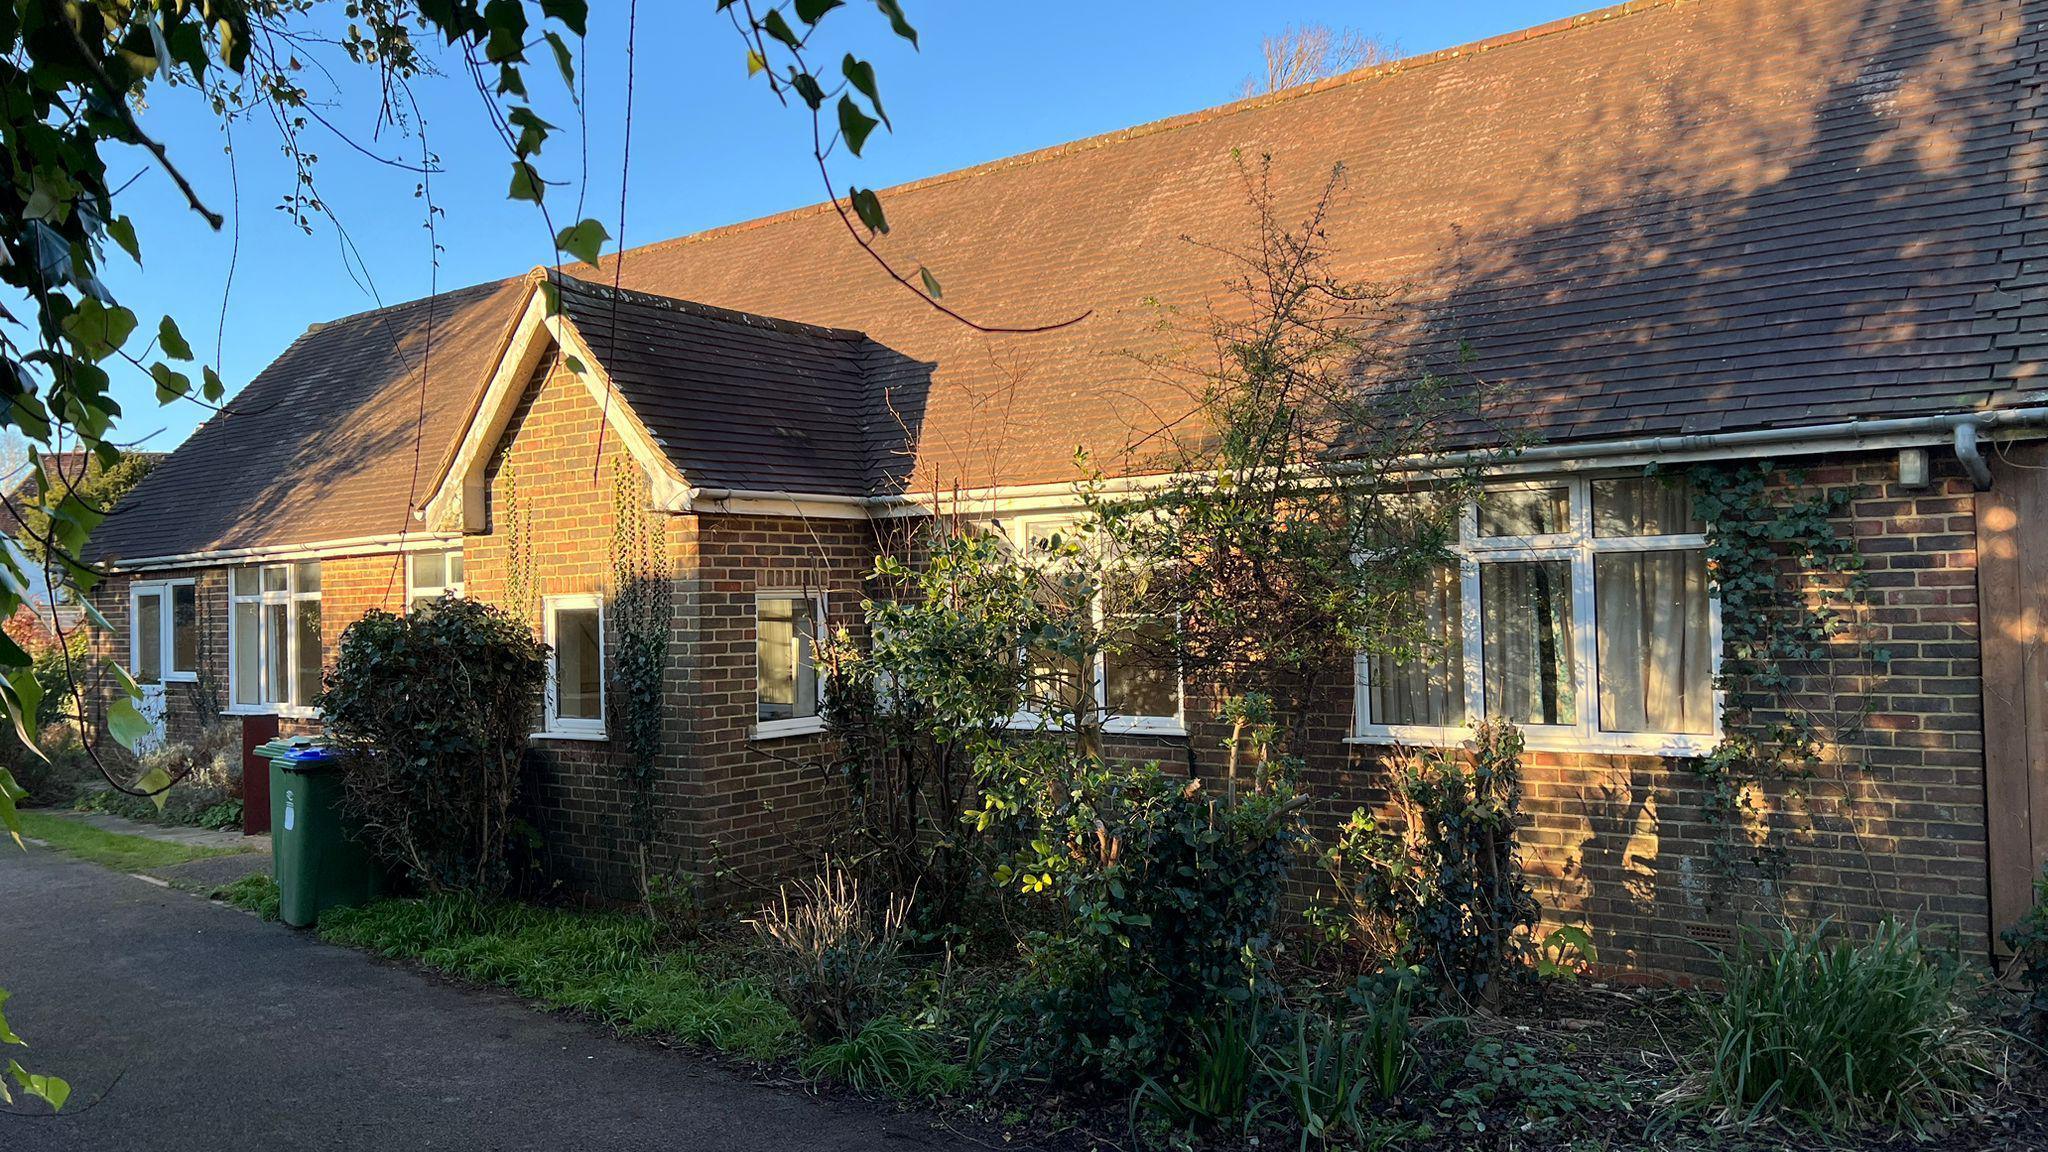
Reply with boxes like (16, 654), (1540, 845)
(800, 1016), (967, 1099)
(212, 874), (282, 922)
(1676, 919), (1997, 1134)
(750, 864), (910, 1041)
(2001, 860), (2048, 1036)
(316, 895), (797, 1061)
(321, 598), (547, 895)
(16, 810), (247, 874)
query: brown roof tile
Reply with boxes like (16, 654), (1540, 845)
(94, 0), (2048, 560)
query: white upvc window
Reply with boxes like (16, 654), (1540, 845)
(755, 589), (826, 739)
(1353, 474), (1721, 756)
(1004, 514), (1185, 736)
(228, 561), (322, 716)
(406, 548), (465, 610)
(130, 579), (198, 685)
(541, 594), (606, 740)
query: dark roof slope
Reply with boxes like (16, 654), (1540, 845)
(95, 0), (2048, 560)
(550, 273), (874, 496)
(89, 280), (523, 562)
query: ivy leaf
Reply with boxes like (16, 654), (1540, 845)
(842, 55), (888, 127)
(107, 697), (153, 753)
(849, 187), (888, 235)
(553, 219), (609, 268)
(508, 161), (545, 203)
(795, 0), (844, 23)
(538, 0), (589, 35)
(107, 216), (141, 263)
(873, 0), (918, 47)
(157, 316), (192, 360)
(919, 266), (942, 299)
(761, 9), (801, 49)
(0, 990), (22, 1043)
(0, 670), (41, 761)
(201, 365), (224, 401)
(745, 50), (766, 77)
(544, 32), (575, 88)
(538, 280), (561, 316)
(507, 107), (553, 157)
(150, 363), (191, 403)
(0, 769), (21, 849)
(789, 70), (825, 110)
(60, 300), (137, 361)
(7, 1061), (68, 1112)
(134, 766), (174, 812)
(837, 96), (879, 157)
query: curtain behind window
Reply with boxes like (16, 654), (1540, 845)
(1596, 549), (1713, 733)
(1480, 560), (1576, 725)
(1370, 568), (1465, 726)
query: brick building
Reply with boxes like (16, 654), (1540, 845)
(85, 0), (2048, 974)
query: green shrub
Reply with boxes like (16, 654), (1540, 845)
(1679, 919), (1996, 1133)
(983, 753), (1304, 1088)
(800, 1016), (966, 1098)
(1316, 719), (1536, 1003)
(749, 864), (909, 1041)
(2000, 861), (2048, 1036)
(320, 598), (547, 893)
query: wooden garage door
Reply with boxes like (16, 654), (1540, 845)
(1979, 439), (2048, 949)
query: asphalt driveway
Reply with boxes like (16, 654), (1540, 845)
(0, 844), (974, 1151)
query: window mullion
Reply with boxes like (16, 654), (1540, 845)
(1570, 477), (1598, 740)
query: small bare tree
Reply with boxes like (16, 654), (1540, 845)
(1242, 25), (1399, 97)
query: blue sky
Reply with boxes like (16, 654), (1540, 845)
(106, 1), (1589, 451)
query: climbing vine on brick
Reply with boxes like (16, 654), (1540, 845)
(502, 462), (540, 630)
(1685, 460), (1886, 896)
(609, 463), (671, 856)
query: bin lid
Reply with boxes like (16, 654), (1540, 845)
(256, 737), (335, 767)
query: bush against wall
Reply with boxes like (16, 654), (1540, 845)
(321, 597), (548, 894)
(1314, 719), (1537, 1004)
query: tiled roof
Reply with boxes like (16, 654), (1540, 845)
(93, 0), (2048, 561)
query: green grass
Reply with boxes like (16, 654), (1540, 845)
(316, 893), (801, 1061)
(211, 873), (282, 920)
(16, 810), (251, 873)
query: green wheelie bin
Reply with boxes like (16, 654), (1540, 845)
(255, 739), (382, 927)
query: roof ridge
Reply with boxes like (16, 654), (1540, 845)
(301, 276), (517, 335)
(613, 0), (1681, 263)
(547, 268), (869, 342)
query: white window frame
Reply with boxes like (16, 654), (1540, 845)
(225, 562), (322, 718)
(405, 548), (465, 607)
(1001, 513), (1186, 737)
(129, 578), (198, 684)
(539, 594), (607, 741)
(1351, 474), (1723, 756)
(753, 589), (828, 741)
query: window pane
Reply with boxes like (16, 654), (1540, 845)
(755, 597), (817, 722)
(556, 607), (602, 721)
(412, 551), (445, 589)
(446, 551), (464, 586)
(233, 567), (260, 597)
(1597, 550), (1713, 734)
(1480, 560), (1577, 725)
(1027, 647), (1089, 720)
(1479, 487), (1569, 537)
(261, 565), (288, 593)
(293, 560), (322, 594)
(293, 598), (321, 707)
(1102, 586), (1178, 720)
(1370, 568), (1465, 726)
(264, 601), (289, 706)
(135, 592), (163, 684)
(1593, 477), (1701, 537)
(171, 585), (198, 673)
(233, 602), (260, 705)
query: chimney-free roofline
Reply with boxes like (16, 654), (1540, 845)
(104, 407), (2048, 569)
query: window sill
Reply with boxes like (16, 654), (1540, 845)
(221, 705), (320, 720)
(752, 717), (827, 741)
(1006, 715), (1190, 739)
(533, 728), (608, 743)
(1346, 727), (1718, 758)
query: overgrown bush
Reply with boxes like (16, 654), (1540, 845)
(983, 752), (1305, 1088)
(2001, 861), (2048, 1036)
(320, 597), (547, 894)
(750, 863), (910, 1041)
(1676, 919), (1996, 1133)
(1315, 719), (1537, 1003)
